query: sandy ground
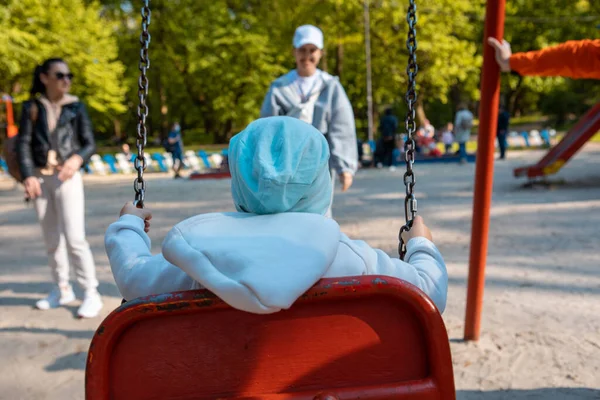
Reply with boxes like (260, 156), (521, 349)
(1, 145), (599, 399)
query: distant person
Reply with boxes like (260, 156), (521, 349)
(422, 119), (435, 138)
(120, 142), (133, 161)
(454, 103), (474, 164)
(392, 134), (405, 167)
(16, 58), (102, 318)
(496, 105), (510, 160)
(414, 127), (426, 154)
(167, 122), (185, 178)
(416, 134), (442, 158)
(356, 139), (365, 167)
(260, 25), (358, 217)
(440, 122), (454, 154)
(378, 108), (398, 168)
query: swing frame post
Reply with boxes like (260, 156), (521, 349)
(464, 0), (506, 341)
(2, 95), (18, 138)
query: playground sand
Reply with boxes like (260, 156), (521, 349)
(1, 144), (599, 399)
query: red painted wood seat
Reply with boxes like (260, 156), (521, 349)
(86, 276), (455, 399)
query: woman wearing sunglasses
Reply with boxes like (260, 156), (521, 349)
(17, 58), (103, 318)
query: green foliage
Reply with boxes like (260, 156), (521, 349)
(0, 0), (126, 134)
(2, 0), (598, 143)
(111, 0), (485, 142)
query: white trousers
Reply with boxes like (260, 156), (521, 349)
(34, 171), (98, 291)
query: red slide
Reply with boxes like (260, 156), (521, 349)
(514, 102), (600, 179)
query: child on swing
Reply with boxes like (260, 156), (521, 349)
(105, 117), (448, 313)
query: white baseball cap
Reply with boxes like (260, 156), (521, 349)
(293, 25), (324, 49)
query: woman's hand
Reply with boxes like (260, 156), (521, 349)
(57, 155), (83, 182)
(23, 176), (42, 200)
(120, 202), (153, 233)
(401, 216), (433, 243)
(340, 172), (353, 192)
(487, 37), (512, 72)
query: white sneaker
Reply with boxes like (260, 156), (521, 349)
(36, 285), (76, 310)
(77, 290), (103, 318)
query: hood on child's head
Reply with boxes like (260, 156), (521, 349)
(229, 116), (332, 215)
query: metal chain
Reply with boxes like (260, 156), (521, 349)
(398, 0), (418, 260)
(133, 0), (151, 208)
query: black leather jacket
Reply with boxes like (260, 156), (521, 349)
(17, 99), (96, 179)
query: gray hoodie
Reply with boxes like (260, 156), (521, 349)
(260, 70), (358, 175)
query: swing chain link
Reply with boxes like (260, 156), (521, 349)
(399, 0), (418, 260)
(133, 0), (151, 208)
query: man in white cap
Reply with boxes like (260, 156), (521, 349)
(261, 24), (358, 218)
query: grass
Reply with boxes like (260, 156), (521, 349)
(434, 141), (480, 154)
(472, 114), (548, 128)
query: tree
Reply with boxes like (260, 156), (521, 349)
(107, 0), (487, 143)
(0, 0), (126, 134)
(110, 0), (289, 143)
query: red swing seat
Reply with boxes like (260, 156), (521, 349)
(85, 276), (455, 399)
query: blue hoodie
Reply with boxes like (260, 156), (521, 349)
(105, 117), (448, 314)
(229, 117), (332, 215)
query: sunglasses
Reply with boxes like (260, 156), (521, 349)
(55, 72), (74, 80)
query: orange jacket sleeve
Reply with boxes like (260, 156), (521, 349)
(509, 39), (600, 79)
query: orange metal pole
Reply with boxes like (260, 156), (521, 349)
(464, 0), (506, 341)
(3, 95), (18, 138)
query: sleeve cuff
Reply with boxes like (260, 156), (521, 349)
(338, 168), (355, 176)
(118, 214), (146, 229)
(405, 236), (440, 257)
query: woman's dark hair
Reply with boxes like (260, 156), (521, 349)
(30, 58), (66, 97)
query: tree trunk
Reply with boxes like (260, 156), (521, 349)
(372, 100), (379, 139)
(321, 48), (328, 72)
(509, 76), (523, 116)
(215, 119), (233, 144)
(335, 42), (344, 78)
(156, 66), (169, 138)
(203, 114), (216, 143)
(113, 119), (122, 140)
(416, 101), (427, 127)
(449, 85), (462, 112)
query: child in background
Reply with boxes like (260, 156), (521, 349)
(105, 117), (448, 314)
(441, 122), (454, 154)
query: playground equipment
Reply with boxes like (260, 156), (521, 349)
(514, 103), (600, 179)
(1, 95), (18, 139)
(464, 0), (505, 341)
(1, 95), (20, 181)
(86, 0), (457, 398)
(86, 277), (455, 400)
